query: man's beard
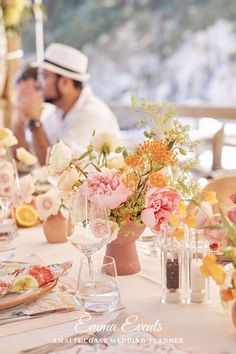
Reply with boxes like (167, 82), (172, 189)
(44, 77), (62, 104)
(44, 94), (62, 104)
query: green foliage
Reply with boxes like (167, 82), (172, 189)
(110, 191), (145, 227)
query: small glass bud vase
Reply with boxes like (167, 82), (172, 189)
(186, 229), (209, 304)
(161, 232), (185, 304)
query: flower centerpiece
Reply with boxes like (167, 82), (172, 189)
(48, 95), (199, 274)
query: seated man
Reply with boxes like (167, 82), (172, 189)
(14, 43), (120, 165)
(13, 65), (52, 159)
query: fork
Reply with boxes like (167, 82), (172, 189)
(85, 311), (128, 345)
(19, 311), (128, 354)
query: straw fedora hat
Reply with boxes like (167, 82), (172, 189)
(34, 43), (90, 82)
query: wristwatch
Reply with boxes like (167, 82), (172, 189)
(28, 119), (42, 131)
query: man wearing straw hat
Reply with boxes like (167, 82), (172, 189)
(14, 43), (120, 165)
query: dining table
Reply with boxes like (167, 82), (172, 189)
(0, 225), (235, 354)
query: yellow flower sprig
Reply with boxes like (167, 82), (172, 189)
(202, 191), (218, 205)
(200, 254), (226, 285)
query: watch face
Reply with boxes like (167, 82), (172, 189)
(35, 121), (41, 127)
(29, 120), (41, 130)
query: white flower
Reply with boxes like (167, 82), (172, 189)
(90, 132), (121, 154)
(58, 166), (80, 193)
(35, 189), (61, 220)
(16, 147), (38, 166)
(49, 141), (72, 174)
(33, 166), (49, 183)
(0, 128), (18, 148)
(59, 191), (74, 210)
(107, 156), (125, 169)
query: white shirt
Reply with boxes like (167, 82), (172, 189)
(41, 86), (120, 154)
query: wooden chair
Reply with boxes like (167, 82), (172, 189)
(190, 117), (224, 171)
(201, 175), (236, 213)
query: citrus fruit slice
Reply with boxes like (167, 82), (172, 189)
(11, 275), (38, 292)
(15, 205), (38, 227)
(29, 266), (54, 287)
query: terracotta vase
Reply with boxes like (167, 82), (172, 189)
(105, 222), (145, 276)
(43, 213), (68, 243)
(232, 301), (236, 329)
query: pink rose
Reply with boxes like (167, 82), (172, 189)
(228, 206), (236, 224)
(141, 187), (181, 231)
(84, 168), (131, 209)
(90, 217), (111, 238)
(230, 192), (236, 204)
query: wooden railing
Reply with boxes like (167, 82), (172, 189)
(1, 101), (236, 129)
(108, 102), (236, 129)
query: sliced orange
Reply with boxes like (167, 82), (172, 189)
(15, 205), (38, 227)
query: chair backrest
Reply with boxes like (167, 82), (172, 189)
(201, 175), (236, 213)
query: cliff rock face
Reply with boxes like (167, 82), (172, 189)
(22, 0), (236, 105)
(88, 20), (236, 104)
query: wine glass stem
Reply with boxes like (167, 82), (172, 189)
(87, 255), (94, 283)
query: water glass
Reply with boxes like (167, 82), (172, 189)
(0, 195), (17, 251)
(76, 255), (120, 313)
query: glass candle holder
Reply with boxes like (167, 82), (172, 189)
(186, 229), (209, 303)
(0, 218), (17, 251)
(161, 233), (185, 303)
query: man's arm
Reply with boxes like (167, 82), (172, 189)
(16, 79), (51, 165)
(29, 121), (51, 165)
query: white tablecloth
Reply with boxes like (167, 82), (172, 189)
(0, 226), (235, 354)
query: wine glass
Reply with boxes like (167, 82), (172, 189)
(68, 188), (112, 281)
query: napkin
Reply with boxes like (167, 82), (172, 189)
(0, 261), (72, 296)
